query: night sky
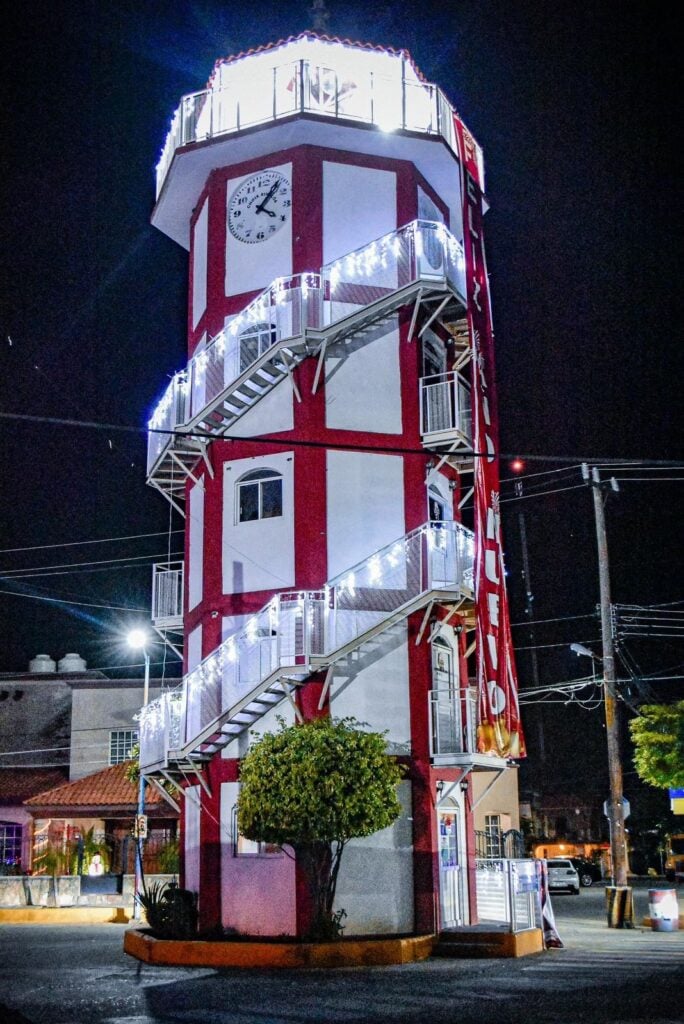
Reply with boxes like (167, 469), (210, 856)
(1, 2), (681, 800)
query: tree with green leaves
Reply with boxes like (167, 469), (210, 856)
(237, 716), (405, 940)
(629, 702), (684, 789)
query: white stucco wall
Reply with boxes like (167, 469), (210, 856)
(222, 452), (295, 594)
(326, 450), (405, 579)
(324, 317), (402, 433)
(322, 162), (397, 265)
(329, 621), (410, 753)
(333, 780), (414, 934)
(191, 199), (209, 329)
(187, 479), (204, 611)
(183, 785), (201, 896)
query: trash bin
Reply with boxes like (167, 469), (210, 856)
(648, 888), (680, 932)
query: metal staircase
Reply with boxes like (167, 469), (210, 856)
(139, 519), (475, 780)
(146, 220), (467, 509)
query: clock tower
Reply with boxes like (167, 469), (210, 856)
(141, 33), (525, 939)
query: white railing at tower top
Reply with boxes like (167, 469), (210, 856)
(159, 520), (474, 759)
(155, 56), (483, 198)
(146, 220), (466, 476)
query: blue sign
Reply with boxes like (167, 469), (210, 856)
(669, 789), (684, 799)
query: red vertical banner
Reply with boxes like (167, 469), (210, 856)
(454, 114), (526, 759)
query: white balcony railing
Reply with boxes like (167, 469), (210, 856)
(146, 371), (190, 475)
(420, 371), (472, 444)
(177, 520), (474, 754)
(139, 687), (184, 772)
(147, 220), (466, 476)
(152, 562), (184, 628)
(429, 687), (477, 758)
(475, 859), (537, 932)
(155, 55), (482, 198)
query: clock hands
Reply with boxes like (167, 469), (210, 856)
(255, 180), (280, 217)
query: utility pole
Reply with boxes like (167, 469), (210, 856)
(582, 464), (632, 925)
(514, 477), (544, 760)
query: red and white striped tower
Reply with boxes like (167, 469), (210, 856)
(141, 33), (525, 938)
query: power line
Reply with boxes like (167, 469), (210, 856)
(2, 409), (683, 467)
(0, 589), (147, 612)
(0, 551), (184, 578)
(0, 530), (184, 555)
(511, 612), (597, 628)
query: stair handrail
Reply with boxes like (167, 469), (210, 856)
(147, 220), (465, 460)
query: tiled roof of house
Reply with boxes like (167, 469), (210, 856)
(24, 762), (167, 810)
(0, 767), (69, 805)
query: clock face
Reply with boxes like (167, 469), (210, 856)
(228, 170), (292, 244)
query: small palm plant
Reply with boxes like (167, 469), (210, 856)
(137, 881), (197, 939)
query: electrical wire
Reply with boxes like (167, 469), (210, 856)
(0, 551), (184, 578)
(2, 409), (684, 467)
(0, 530), (184, 555)
(0, 589), (148, 612)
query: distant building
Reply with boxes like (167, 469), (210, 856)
(0, 653), (174, 872)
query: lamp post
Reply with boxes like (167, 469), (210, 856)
(127, 628), (150, 921)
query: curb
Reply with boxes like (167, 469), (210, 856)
(124, 928), (434, 968)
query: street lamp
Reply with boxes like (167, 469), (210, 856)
(127, 627), (150, 920)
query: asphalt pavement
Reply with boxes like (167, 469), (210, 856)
(0, 881), (682, 1024)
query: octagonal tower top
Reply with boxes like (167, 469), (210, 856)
(153, 31), (483, 248)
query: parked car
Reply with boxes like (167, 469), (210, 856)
(546, 858), (580, 894)
(570, 857), (603, 887)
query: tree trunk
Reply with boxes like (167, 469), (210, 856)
(296, 841), (347, 940)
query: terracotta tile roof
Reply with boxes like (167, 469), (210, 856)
(0, 767), (69, 805)
(24, 762), (167, 811)
(209, 31), (425, 86)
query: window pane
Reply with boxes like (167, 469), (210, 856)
(0, 823), (22, 865)
(109, 730), (138, 765)
(238, 482), (259, 522)
(260, 479), (282, 519)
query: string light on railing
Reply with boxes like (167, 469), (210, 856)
(368, 555), (382, 585)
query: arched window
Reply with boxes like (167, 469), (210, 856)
(432, 637), (454, 691)
(239, 321), (277, 373)
(237, 469), (283, 523)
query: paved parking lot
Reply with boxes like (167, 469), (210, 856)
(1, 883), (682, 1024)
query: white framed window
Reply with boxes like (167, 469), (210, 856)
(236, 469), (283, 523)
(231, 804), (281, 857)
(484, 813), (502, 858)
(109, 729), (138, 765)
(239, 321), (276, 373)
(0, 822), (22, 866)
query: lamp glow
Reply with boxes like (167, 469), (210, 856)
(127, 628), (148, 650)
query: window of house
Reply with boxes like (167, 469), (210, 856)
(484, 813), (502, 858)
(231, 804), (281, 857)
(109, 729), (139, 765)
(237, 469), (283, 523)
(0, 822), (22, 866)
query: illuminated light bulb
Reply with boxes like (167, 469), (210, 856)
(368, 555), (382, 585)
(301, 276), (309, 299)
(195, 350), (208, 377)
